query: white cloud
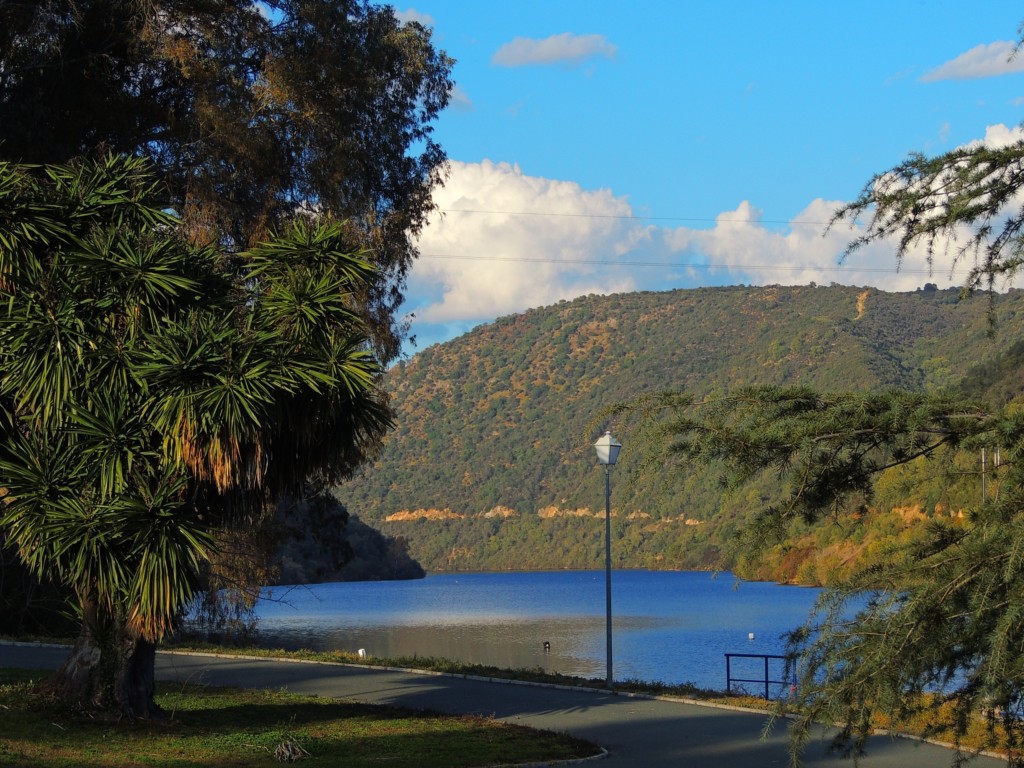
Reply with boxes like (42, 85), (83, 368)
(409, 160), (639, 326)
(492, 33), (616, 67)
(922, 40), (1024, 82)
(406, 161), (979, 346)
(663, 199), (958, 292)
(970, 122), (1024, 148)
(407, 123), (1024, 347)
(394, 8), (435, 27)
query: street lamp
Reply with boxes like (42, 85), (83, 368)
(593, 430), (621, 690)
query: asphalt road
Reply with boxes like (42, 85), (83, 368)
(1, 642), (1008, 767)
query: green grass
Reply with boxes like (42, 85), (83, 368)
(0, 668), (599, 768)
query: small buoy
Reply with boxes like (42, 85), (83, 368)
(543, 641), (551, 652)
(357, 648), (367, 658)
(748, 632), (755, 641)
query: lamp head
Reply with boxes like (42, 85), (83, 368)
(594, 431), (622, 466)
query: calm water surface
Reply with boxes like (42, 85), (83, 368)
(254, 570), (822, 692)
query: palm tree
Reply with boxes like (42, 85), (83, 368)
(0, 155), (390, 715)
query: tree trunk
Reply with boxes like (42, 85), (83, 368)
(48, 599), (164, 718)
(115, 636), (162, 718)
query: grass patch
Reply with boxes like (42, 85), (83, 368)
(0, 668), (599, 768)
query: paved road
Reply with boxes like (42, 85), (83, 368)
(1, 642), (1007, 767)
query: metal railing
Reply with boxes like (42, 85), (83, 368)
(725, 653), (789, 700)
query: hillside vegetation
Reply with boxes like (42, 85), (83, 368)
(337, 284), (1024, 583)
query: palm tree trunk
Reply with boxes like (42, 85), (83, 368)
(115, 636), (162, 718)
(48, 598), (163, 718)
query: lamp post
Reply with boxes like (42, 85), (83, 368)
(593, 430), (621, 690)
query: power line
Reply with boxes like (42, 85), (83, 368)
(427, 208), (966, 277)
(419, 251), (963, 277)
(439, 207), (833, 227)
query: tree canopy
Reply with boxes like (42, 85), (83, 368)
(0, 154), (391, 714)
(0, 0), (453, 360)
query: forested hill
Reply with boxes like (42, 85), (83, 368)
(337, 284), (1024, 580)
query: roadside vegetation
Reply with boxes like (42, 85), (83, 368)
(0, 667), (599, 768)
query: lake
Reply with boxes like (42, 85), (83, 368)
(254, 570), (823, 693)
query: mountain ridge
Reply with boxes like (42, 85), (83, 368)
(337, 284), (1024, 579)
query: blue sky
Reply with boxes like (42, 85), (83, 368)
(393, 2), (1024, 352)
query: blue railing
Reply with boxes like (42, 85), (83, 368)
(725, 653), (789, 700)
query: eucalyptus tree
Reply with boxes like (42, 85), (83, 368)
(614, 47), (1024, 768)
(0, 0), (453, 361)
(0, 155), (390, 716)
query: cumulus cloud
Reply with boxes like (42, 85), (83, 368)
(969, 122), (1024, 148)
(492, 33), (616, 67)
(665, 124), (1024, 292)
(922, 40), (1024, 81)
(405, 166), (879, 349)
(663, 199), (957, 292)
(409, 160), (640, 329)
(406, 123), (1024, 347)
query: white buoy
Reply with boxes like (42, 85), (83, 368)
(358, 648), (367, 658)
(748, 632), (755, 641)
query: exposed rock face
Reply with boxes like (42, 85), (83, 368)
(385, 508), (464, 522)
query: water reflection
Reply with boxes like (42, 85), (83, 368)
(254, 571), (822, 689)
(258, 615), (668, 680)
